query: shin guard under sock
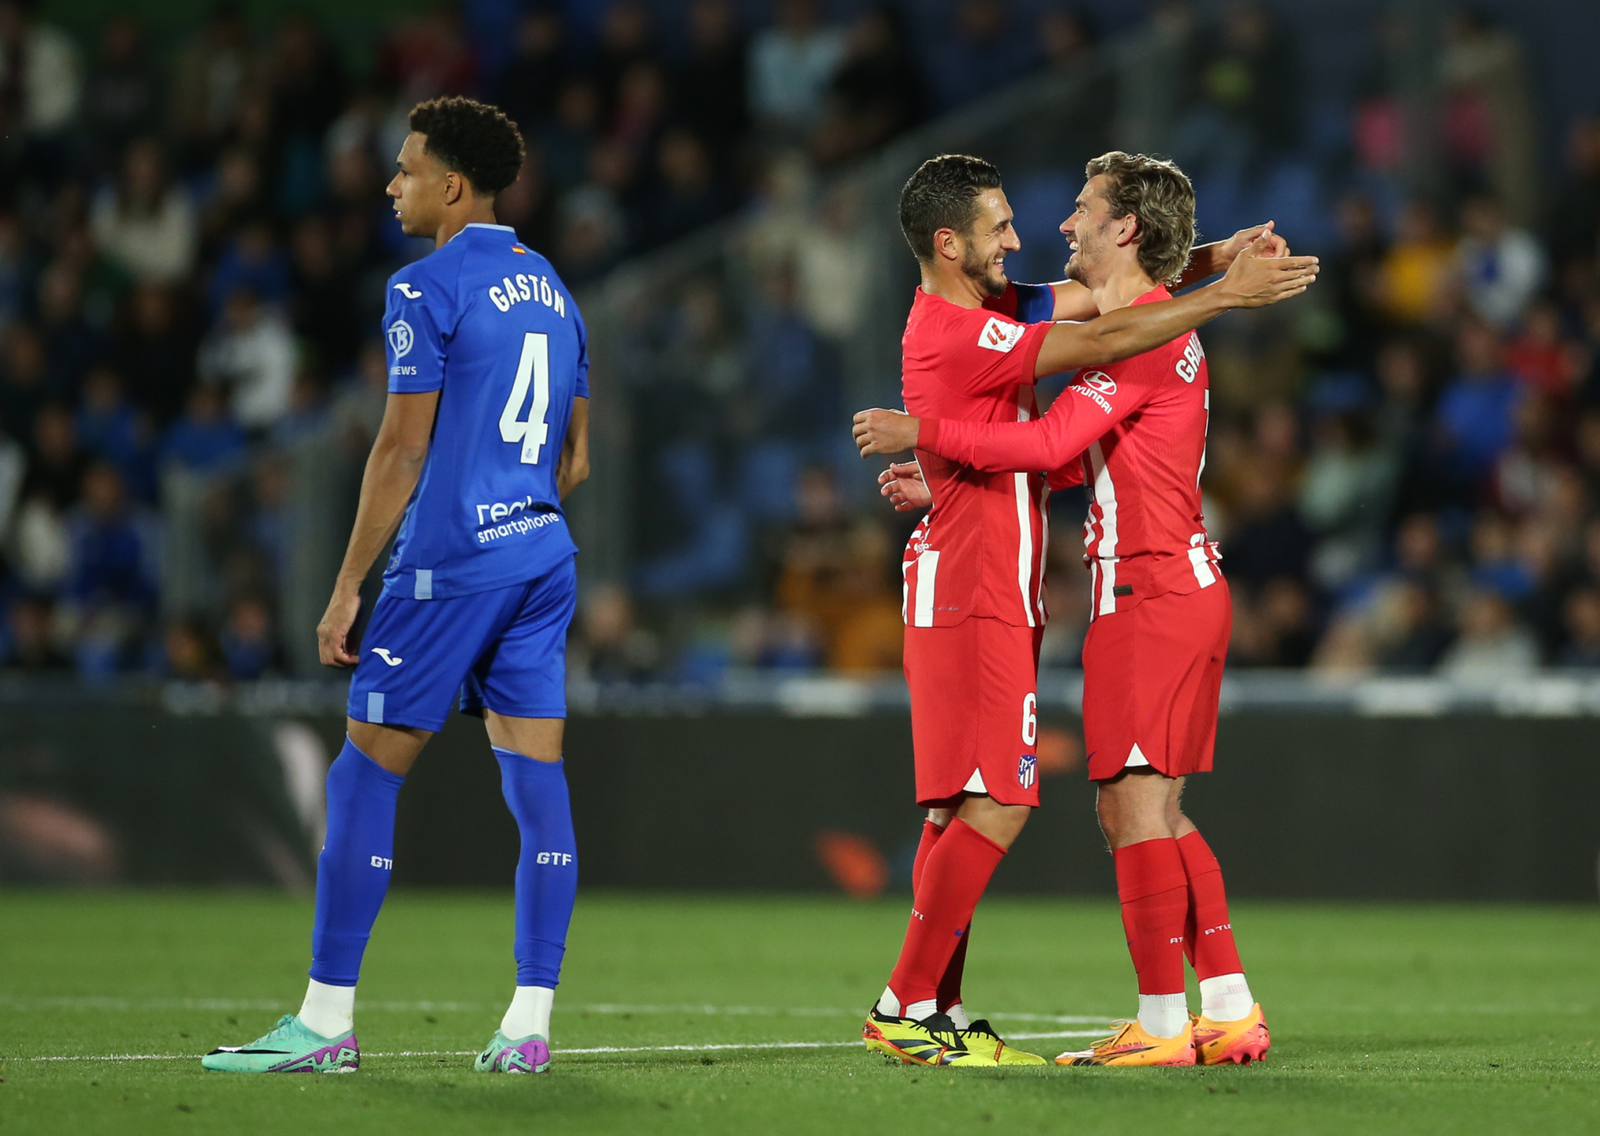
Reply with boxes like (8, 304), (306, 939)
(496, 748), (578, 988)
(1113, 838), (1189, 997)
(910, 818), (973, 1017)
(1176, 830), (1244, 981)
(309, 738), (404, 987)
(884, 819), (1005, 1012)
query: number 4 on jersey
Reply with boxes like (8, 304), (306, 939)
(499, 331), (551, 464)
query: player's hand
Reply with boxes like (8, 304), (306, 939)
(878, 461), (931, 512)
(1220, 220), (1290, 265)
(1217, 234), (1318, 309)
(853, 409), (921, 457)
(317, 587), (363, 668)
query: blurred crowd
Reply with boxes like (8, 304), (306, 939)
(0, 0), (1087, 681)
(0, 0), (1596, 687)
(1167, 7), (1600, 683)
(571, 1), (1600, 686)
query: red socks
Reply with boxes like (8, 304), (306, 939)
(1113, 838), (1188, 995)
(887, 818), (1005, 1010)
(1176, 830), (1243, 981)
(910, 819), (973, 1014)
(911, 818), (942, 892)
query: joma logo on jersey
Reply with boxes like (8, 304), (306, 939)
(977, 316), (1024, 353)
(535, 852), (574, 866)
(1175, 333), (1205, 383)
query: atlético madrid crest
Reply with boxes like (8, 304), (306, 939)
(1017, 754), (1037, 790)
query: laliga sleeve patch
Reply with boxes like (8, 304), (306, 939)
(977, 316), (1025, 353)
(388, 320), (414, 358)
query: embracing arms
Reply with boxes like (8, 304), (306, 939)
(1030, 234), (1316, 377)
(1044, 222), (1292, 322)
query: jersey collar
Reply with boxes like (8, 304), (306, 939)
(448, 222), (518, 244)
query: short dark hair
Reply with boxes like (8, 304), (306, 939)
(1084, 151), (1196, 286)
(408, 96), (526, 197)
(898, 154), (1002, 262)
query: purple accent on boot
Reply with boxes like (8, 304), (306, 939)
(500, 1037), (551, 1073)
(273, 1034), (360, 1073)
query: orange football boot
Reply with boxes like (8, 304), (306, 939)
(1054, 1018), (1196, 1067)
(1192, 1004), (1270, 1065)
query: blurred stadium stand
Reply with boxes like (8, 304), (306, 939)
(0, 0), (1597, 685)
(3, 0), (1600, 892)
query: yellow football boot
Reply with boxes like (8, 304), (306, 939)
(1055, 1018), (1196, 1067)
(1193, 1004), (1270, 1065)
(960, 1019), (1047, 1066)
(863, 1008), (1000, 1067)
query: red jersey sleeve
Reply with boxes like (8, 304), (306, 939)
(930, 307), (1051, 398)
(918, 347), (1168, 472)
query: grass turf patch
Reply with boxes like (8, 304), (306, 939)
(2, 892), (1597, 1135)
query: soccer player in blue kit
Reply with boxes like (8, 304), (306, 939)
(204, 97), (589, 1076)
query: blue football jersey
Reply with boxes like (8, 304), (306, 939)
(380, 223), (588, 600)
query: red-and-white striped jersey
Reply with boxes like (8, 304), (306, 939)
(900, 286), (1053, 629)
(917, 285), (1221, 621)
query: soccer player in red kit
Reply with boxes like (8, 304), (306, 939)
(859, 154), (1317, 1068)
(856, 152), (1306, 1067)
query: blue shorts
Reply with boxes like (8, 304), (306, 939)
(346, 555), (576, 732)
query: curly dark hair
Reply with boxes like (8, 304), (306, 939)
(408, 96), (526, 197)
(898, 154), (1003, 262)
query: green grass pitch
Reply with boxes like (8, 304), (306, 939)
(2, 892), (1598, 1135)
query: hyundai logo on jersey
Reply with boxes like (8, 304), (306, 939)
(1017, 753), (1037, 790)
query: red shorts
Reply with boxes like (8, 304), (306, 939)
(1081, 579), (1232, 782)
(904, 617), (1042, 808)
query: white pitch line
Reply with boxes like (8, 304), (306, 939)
(0, 996), (1110, 1025)
(24, 1032), (1106, 1064)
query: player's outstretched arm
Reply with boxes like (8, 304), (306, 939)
(856, 354), (1148, 470)
(557, 396), (590, 500)
(317, 390), (441, 667)
(1042, 225), (1289, 320)
(1173, 222), (1289, 290)
(1031, 236), (1316, 377)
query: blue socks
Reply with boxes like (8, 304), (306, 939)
(309, 738), (404, 987)
(495, 747), (578, 988)
(305, 738), (577, 994)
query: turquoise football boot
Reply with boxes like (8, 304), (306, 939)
(474, 1029), (551, 1073)
(202, 1014), (359, 1073)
